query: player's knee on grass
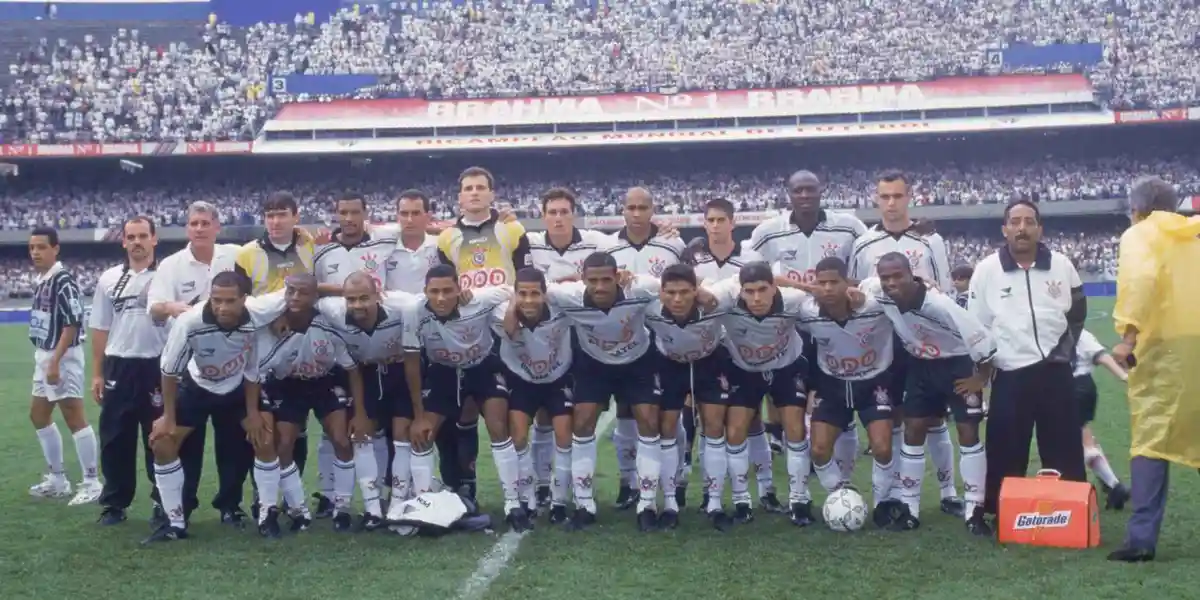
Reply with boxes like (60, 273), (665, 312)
(954, 421), (980, 447)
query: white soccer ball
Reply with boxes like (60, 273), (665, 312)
(823, 488), (868, 532)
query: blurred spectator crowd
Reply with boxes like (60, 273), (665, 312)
(3, 0), (1200, 143)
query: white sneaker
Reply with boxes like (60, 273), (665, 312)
(385, 496), (407, 523)
(69, 479), (103, 506)
(29, 474), (72, 499)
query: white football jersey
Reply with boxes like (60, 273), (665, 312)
(547, 279), (656, 365)
(491, 302), (573, 384)
(90, 263), (168, 359)
(527, 229), (616, 282)
(314, 232), (399, 290)
(796, 294), (894, 380)
(159, 295), (284, 395)
(685, 240), (764, 283)
(385, 234), (441, 294)
(1072, 328), (1107, 378)
(317, 292), (419, 365)
(748, 210), (866, 284)
(706, 279), (807, 372)
(608, 226), (686, 277)
(257, 315), (356, 380)
(859, 278), (996, 363)
(403, 287), (511, 368)
(645, 302), (727, 363)
(849, 225), (953, 292)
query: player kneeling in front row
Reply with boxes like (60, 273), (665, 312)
(798, 258), (900, 527)
(645, 264), (731, 530)
(496, 269), (576, 524)
(316, 272), (426, 525)
(404, 265), (531, 531)
(247, 275), (369, 536)
(861, 253), (995, 535)
(144, 271), (278, 544)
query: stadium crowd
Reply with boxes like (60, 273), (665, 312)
(3, 0), (1200, 143)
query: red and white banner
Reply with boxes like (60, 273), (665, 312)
(1181, 195), (1200, 213)
(1114, 108), (1189, 124)
(254, 113), (1113, 155)
(268, 74), (1094, 130)
(0, 141), (253, 159)
(580, 209), (857, 230)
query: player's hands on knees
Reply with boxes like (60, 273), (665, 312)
(91, 376), (105, 405)
(243, 411), (273, 448)
(150, 416), (176, 444)
(409, 417), (434, 448)
(954, 373), (987, 397)
(806, 392), (817, 416)
(350, 414), (372, 443)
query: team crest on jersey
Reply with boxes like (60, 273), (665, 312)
(361, 253), (379, 272)
(648, 256), (666, 276)
(313, 339), (330, 356)
(821, 241), (840, 258)
(874, 387), (891, 406)
(904, 249), (923, 270)
(857, 326), (877, 348)
(964, 393), (982, 407)
(1046, 280), (1062, 299)
(471, 247), (488, 266)
(151, 389), (163, 408)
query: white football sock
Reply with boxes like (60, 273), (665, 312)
(371, 433), (389, 496)
(727, 440), (751, 505)
(959, 442), (987, 519)
(813, 457), (842, 492)
(702, 435), (727, 512)
(871, 458), (895, 509)
(279, 462), (309, 518)
(252, 458), (281, 522)
(887, 425), (904, 501)
(899, 443), (925, 518)
(516, 443), (535, 509)
(317, 434), (335, 499)
(353, 440), (381, 517)
(533, 425), (554, 489)
(927, 424), (958, 499)
(71, 425), (99, 481)
(390, 441), (412, 501)
(572, 434), (598, 513)
(785, 437), (812, 504)
(410, 447), (435, 495)
(661, 436), (681, 512)
(552, 445), (571, 506)
(153, 459), (185, 529)
(35, 424), (65, 481)
(1085, 445), (1121, 488)
(833, 426), (859, 483)
(614, 419), (637, 487)
(675, 415), (689, 484)
(748, 427), (775, 497)
(635, 434), (662, 512)
(332, 458), (355, 514)
(491, 438), (521, 513)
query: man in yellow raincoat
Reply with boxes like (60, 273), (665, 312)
(1108, 176), (1200, 563)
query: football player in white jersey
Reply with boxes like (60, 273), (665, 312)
(860, 253), (995, 535)
(248, 275), (368, 535)
(703, 262), (819, 526)
(311, 193), (400, 518)
(494, 268), (575, 524)
(1073, 328), (1131, 508)
(683, 198), (784, 515)
(524, 187), (614, 508)
(402, 264), (530, 532)
(644, 264), (732, 530)
(544, 252), (660, 530)
(798, 257), (900, 527)
(749, 171), (867, 503)
(607, 187), (687, 511)
(848, 170), (964, 517)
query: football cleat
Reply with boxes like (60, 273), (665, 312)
(889, 504), (921, 531)
(535, 486), (551, 508)
(69, 479), (103, 506)
(149, 503), (168, 530)
(547, 505), (569, 525)
(614, 485), (636, 510)
(872, 499), (902, 528)
(358, 513), (385, 532)
(141, 523), (188, 545)
(965, 507), (992, 537)
(940, 496), (966, 518)
(97, 507), (127, 526)
(698, 492), (710, 515)
(289, 514), (313, 533)
(1105, 483), (1131, 511)
(674, 485), (687, 509)
(708, 510), (733, 532)
(759, 492), (786, 514)
(567, 507), (597, 531)
(221, 507), (249, 528)
(29, 474), (71, 499)
(1106, 547), (1155, 563)
(733, 502), (754, 525)
(657, 509), (679, 531)
(789, 502), (816, 527)
(332, 512), (353, 532)
(637, 508), (658, 533)
(258, 507), (282, 539)
(506, 507), (535, 533)
(312, 493), (334, 519)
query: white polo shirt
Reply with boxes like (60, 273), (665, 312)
(147, 243), (241, 308)
(385, 234), (440, 294)
(968, 244), (1083, 371)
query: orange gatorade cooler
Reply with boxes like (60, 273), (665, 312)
(998, 469), (1100, 549)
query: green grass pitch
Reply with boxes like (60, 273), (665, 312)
(1, 297), (1196, 599)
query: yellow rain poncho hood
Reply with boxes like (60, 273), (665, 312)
(1114, 211), (1200, 467)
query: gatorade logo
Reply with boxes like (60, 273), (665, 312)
(1014, 510), (1072, 530)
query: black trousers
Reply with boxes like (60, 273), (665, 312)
(984, 360), (1086, 514)
(98, 357), (205, 514)
(209, 400), (254, 512)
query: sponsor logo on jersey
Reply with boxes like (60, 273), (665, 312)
(1013, 510), (1072, 530)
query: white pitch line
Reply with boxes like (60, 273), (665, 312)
(455, 409), (618, 600)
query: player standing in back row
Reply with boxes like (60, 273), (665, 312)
(749, 171), (867, 492)
(848, 170), (965, 517)
(27, 226), (101, 506)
